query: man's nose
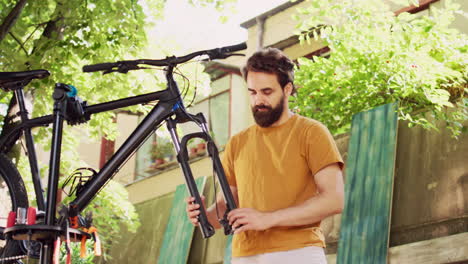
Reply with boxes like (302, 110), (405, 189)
(253, 94), (266, 106)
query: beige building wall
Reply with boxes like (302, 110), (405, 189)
(242, 0), (324, 57)
(126, 157), (213, 204)
(230, 74), (253, 136)
(113, 113), (139, 184)
(75, 129), (100, 169)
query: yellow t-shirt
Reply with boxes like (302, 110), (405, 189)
(222, 114), (344, 257)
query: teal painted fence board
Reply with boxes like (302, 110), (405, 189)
(158, 176), (207, 264)
(337, 103), (398, 264)
(223, 235), (233, 264)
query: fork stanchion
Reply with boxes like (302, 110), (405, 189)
(167, 118), (215, 238)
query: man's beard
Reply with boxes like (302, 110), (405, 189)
(252, 95), (285, 127)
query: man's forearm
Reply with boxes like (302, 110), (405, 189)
(269, 192), (344, 227)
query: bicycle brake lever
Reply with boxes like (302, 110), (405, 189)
(220, 210), (235, 235)
(220, 218), (233, 235)
(102, 69), (116, 75)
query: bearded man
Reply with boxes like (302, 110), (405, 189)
(187, 48), (345, 264)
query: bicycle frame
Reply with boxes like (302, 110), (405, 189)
(0, 73), (176, 216)
(1, 66), (237, 263)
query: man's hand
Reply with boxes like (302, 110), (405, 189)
(186, 196), (206, 226)
(227, 208), (273, 234)
(185, 186), (238, 230)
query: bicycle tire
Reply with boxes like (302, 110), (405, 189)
(0, 153), (28, 264)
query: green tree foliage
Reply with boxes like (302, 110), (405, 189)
(0, 1), (159, 254)
(0, 0), (162, 141)
(0, 0), (232, 259)
(292, 0), (468, 137)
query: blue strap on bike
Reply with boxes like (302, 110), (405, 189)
(66, 85), (78, 97)
(172, 101), (182, 111)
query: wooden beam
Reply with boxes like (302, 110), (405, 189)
(394, 0), (440, 15)
(388, 232), (468, 264)
(158, 177), (207, 264)
(327, 233), (468, 264)
(336, 103), (399, 264)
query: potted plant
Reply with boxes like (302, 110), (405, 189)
(160, 140), (175, 163)
(195, 138), (206, 156)
(150, 137), (173, 168)
(189, 141), (198, 159)
(150, 146), (165, 167)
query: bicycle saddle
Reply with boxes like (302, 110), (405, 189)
(0, 70), (50, 91)
(0, 70), (50, 82)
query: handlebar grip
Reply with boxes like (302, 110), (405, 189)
(220, 42), (247, 53)
(82, 63), (118, 72)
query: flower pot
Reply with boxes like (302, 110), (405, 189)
(154, 158), (165, 167)
(197, 143), (206, 156)
(189, 147), (198, 158)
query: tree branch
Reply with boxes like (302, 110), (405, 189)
(23, 22), (47, 48)
(0, 0), (28, 43)
(8, 32), (28, 55)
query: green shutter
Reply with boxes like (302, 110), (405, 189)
(158, 176), (207, 264)
(223, 235), (233, 264)
(337, 103), (398, 264)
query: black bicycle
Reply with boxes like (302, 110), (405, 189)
(0, 42), (246, 264)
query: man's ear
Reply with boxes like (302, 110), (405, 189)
(284, 82), (293, 97)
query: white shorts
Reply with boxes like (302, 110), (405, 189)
(231, 246), (327, 264)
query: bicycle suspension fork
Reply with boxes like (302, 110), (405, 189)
(166, 113), (238, 238)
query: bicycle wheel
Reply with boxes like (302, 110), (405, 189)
(0, 153), (28, 264)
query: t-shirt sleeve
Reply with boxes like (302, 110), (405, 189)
(221, 138), (237, 187)
(306, 122), (344, 176)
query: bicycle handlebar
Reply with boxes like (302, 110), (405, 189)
(82, 62), (122, 73)
(82, 42), (247, 73)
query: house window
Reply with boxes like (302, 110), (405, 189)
(133, 73), (234, 180)
(134, 128), (177, 180)
(186, 74), (231, 147)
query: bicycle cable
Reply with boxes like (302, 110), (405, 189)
(173, 67), (191, 104)
(183, 55), (201, 108)
(140, 64), (194, 110)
